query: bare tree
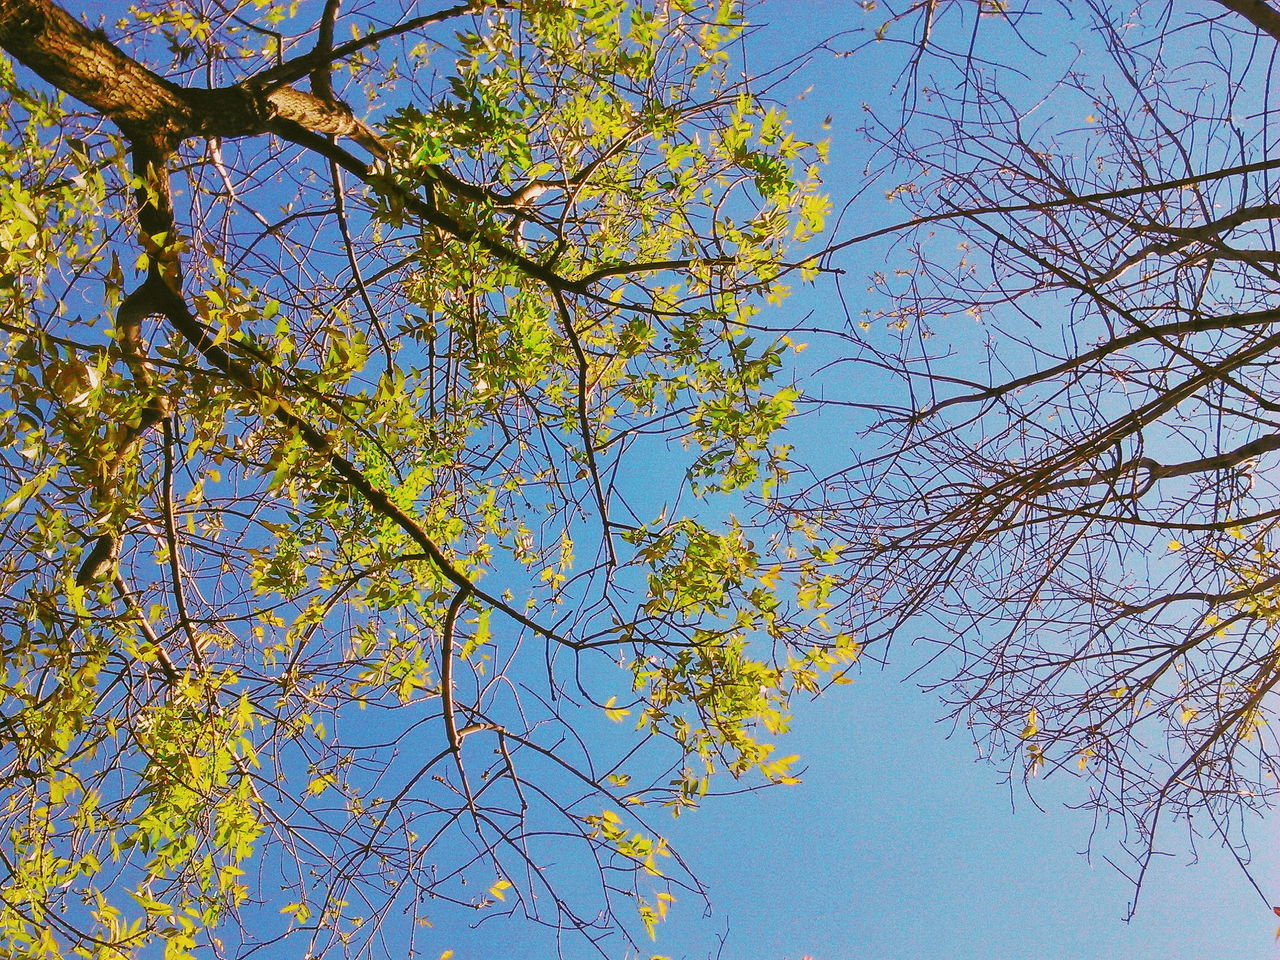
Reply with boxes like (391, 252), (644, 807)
(805, 0), (1280, 904)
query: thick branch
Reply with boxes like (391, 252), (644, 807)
(1147, 432), (1280, 482)
(1211, 0), (1280, 42)
(0, 0), (380, 144)
(309, 0), (342, 101)
(0, 0), (190, 143)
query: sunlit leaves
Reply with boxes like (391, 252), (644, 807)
(0, 0), (834, 954)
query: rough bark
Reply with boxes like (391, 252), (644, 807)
(0, 0), (374, 147)
(0, 0), (192, 143)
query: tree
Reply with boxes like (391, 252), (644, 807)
(0, 0), (842, 956)
(807, 0), (1280, 904)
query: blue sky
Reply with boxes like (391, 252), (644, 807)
(653, 660), (1279, 960)
(419, 655), (1278, 959)
(622, 2), (1280, 958)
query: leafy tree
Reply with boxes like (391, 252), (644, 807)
(0, 0), (841, 956)
(808, 0), (1280, 904)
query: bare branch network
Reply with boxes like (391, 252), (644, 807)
(798, 0), (1280, 906)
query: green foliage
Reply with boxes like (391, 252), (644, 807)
(0, 0), (836, 956)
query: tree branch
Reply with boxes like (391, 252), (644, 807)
(1210, 0), (1280, 42)
(251, 1), (487, 92)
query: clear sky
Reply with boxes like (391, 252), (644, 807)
(416, 660), (1278, 960)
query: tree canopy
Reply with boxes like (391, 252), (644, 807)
(0, 0), (839, 956)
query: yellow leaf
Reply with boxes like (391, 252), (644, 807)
(758, 563), (783, 589)
(280, 901), (311, 923)
(307, 773), (337, 796)
(488, 879), (512, 901)
(0, 467), (53, 515)
(130, 892), (173, 917)
(604, 696), (631, 722)
(1019, 707), (1039, 739)
(1167, 539), (1183, 551)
